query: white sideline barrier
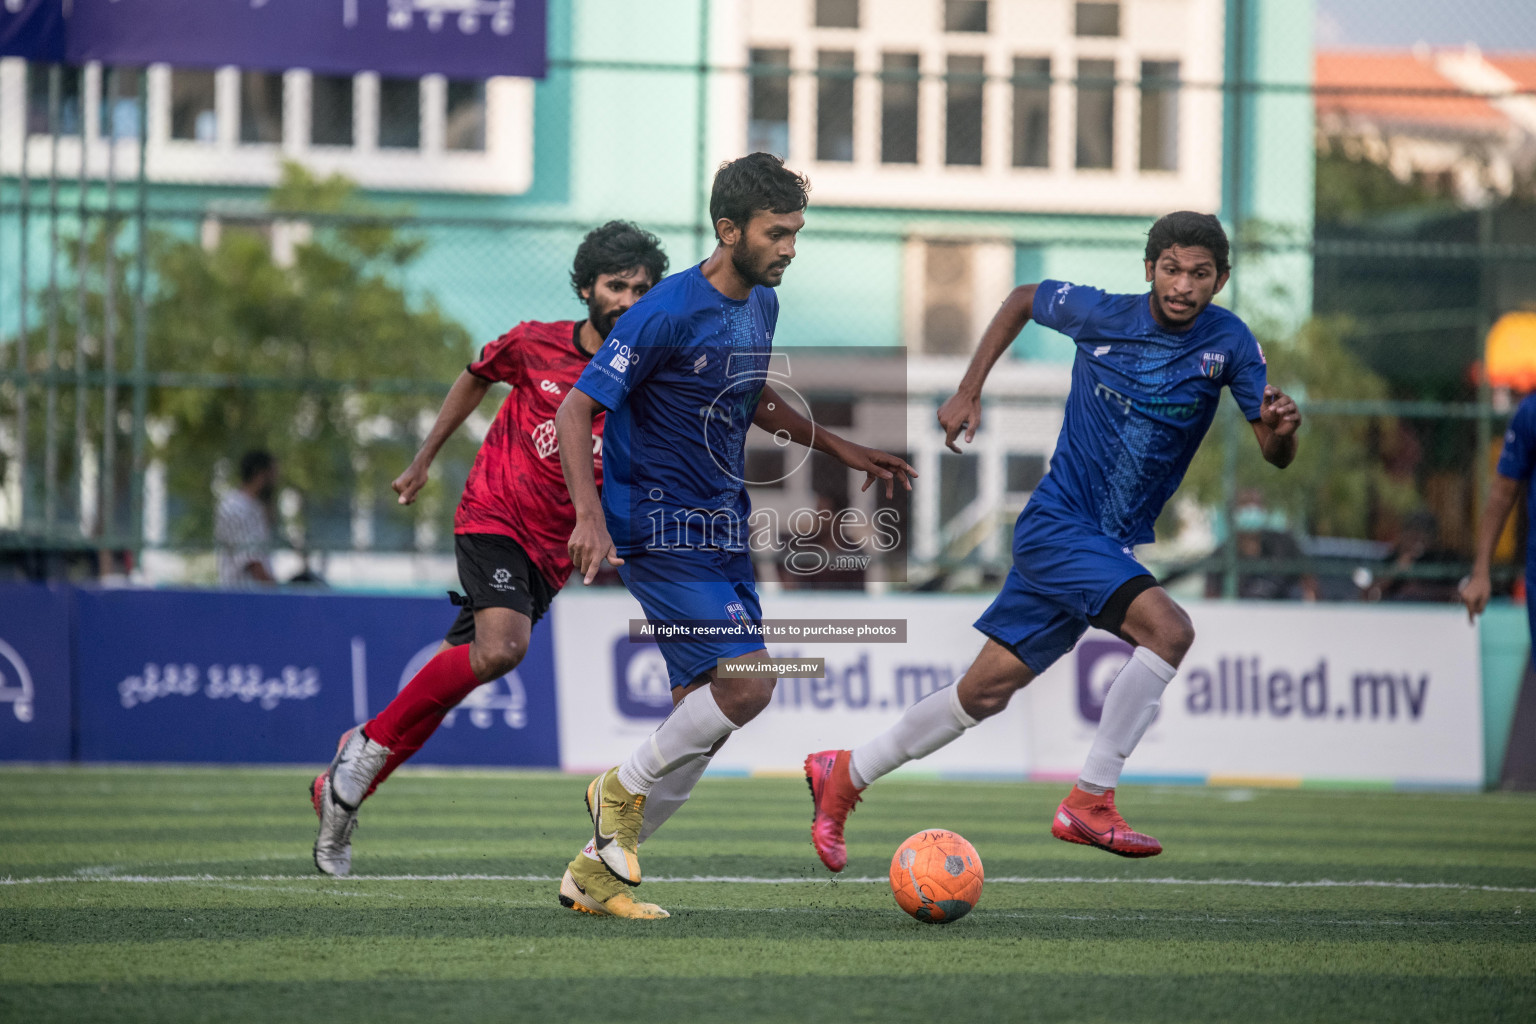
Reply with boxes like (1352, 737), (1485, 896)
(552, 594), (1484, 787)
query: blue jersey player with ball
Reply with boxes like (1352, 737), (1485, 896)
(807, 212), (1303, 867)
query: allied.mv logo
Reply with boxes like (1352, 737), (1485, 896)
(0, 638), (34, 723)
(612, 637), (672, 719)
(1075, 637), (1133, 724)
(398, 641), (527, 729)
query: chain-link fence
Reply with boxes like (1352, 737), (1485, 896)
(0, 1), (1532, 599)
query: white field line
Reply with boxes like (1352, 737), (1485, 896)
(2, 872), (1534, 894)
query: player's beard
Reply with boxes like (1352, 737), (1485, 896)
(731, 240), (789, 289)
(587, 298), (624, 339)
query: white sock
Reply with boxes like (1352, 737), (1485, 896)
(1079, 647), (1177, 791)
(616, 686), (737, 796)
(850, 684), (978, 788)
(638, 753), (710, 844)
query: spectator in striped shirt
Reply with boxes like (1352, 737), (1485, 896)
(215, 450), (277, 586)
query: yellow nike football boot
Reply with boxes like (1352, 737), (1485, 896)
(585, 767), (645, 884)
(559, 845), (669, 919)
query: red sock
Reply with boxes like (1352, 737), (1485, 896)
(365, 710), (449, 798)
(366, 644), (481, 753)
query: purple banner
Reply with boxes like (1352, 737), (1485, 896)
(0, 585), (74, 761)
(0, 0), (547, 79)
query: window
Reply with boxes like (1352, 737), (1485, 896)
(816, 50), (855, 162)
(98, 67), (141, 140)
(909, 238), (1013, 356)
(1139, 60), (1179, 171)
(26, 64), (83, 136)
(378, 77), (421, 149)
(170, 69), (218, 142)
(745, 449), (787, 489)
(1075, 2), (1120, 37)
(944, 1), (989, 33)
(939, 452), (979, 526)
(748, 48), (791, 157)
(1011, 57), (1050, 168)
(1075, 59), (1115, 169)
(945, 55), (984, 167)
(880, 53), (920, 165)
(239, 71), (284, 145)
(814, 0), (859, 29)
(922, 241), (974, 354)
(1005, 453), (1046, 493)
(310, 74), (354, 146)
(446, 80), (487, 151)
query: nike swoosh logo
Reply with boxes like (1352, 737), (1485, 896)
(1059, 809), (1113, 840)
(594, 805), (617, 849)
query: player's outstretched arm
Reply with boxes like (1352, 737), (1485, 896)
(393, 370), (493, 505)
(1462, 473), (1521, 622)
(752, 385), (917, 499)
(938, 284), (1037, 452)
(1251, 385), (1301, 469)
(555, 386), (622, 583)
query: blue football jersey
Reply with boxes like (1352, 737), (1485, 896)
(1496, 393), (1536, 579)
(1026, 279), (1268, 546)
(574, 263), (777, 556)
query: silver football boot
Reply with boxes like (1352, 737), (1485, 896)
(312, 772), (359, 876)
(311, 726), (392, 877)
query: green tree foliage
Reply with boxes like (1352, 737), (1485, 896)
(149, 164), (475, 550)
(1315, 142), (1447, 225)
(2, 163), (478, 552)
(1170, 316), (1419, 540)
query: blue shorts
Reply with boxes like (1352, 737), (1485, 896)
(975, 511), (1151, 675)
(617, 548), (767, 690)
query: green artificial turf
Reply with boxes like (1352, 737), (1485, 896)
(1, 767), (1532, 1023)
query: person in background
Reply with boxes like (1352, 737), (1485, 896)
(215, 450), (277, 587)
(1369, 510), (1462, 603)
(1463, 392), (1535, 633)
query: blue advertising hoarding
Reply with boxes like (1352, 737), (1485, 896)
(73, 588), (559, 767)
(0, 0), (547, 79)
(0, 585), (74, 761)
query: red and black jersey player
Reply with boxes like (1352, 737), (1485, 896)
(310, 221), (669, 876)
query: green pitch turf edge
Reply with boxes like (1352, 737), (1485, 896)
(1, 767), (1532, 1023)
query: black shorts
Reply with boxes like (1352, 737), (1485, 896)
(443, 533), (557, 646)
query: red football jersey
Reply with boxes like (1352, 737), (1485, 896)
(454, 320), (604, 589)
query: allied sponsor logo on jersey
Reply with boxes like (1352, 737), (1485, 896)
(609, 352), (629, 372)
(724, 601), (752, 628)
(531, 419), (559, 459)
(1200, 351), (1228, 380)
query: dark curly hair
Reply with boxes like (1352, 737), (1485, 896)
(1145, 211), (1230, 276)
(709, 153), (811, 241)
(569, 220), (669, 298)
(239, 450), (274, 484)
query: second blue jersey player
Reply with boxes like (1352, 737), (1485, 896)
(552, 153), (917, 917)
(806, 211), (1303, 868)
